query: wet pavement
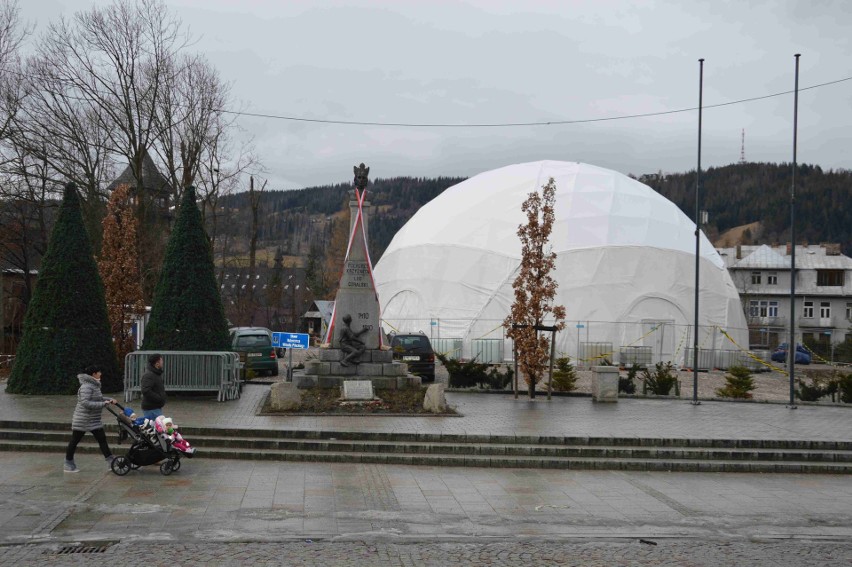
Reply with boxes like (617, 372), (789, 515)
(0, 379), (850, 565)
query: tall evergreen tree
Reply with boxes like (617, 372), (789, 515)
(143, 185), (229, 350)
(6, 183), (120, 394)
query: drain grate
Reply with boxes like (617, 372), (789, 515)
(44, 544), (112, 555)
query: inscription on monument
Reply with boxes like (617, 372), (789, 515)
(343, 261), (371, 289)
(343, 380), (374, 400)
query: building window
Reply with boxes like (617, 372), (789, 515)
(816, 270), (844, 286)
(767, 272), (778, 285)
(749, 300), (759, 317)
(803, 301), (814, 318)
(820, 302), (831, 319)
(768, 301), (779, 317)
(751, 271), (762, 285)
(847, 303), (852, 320)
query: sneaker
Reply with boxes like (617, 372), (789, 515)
(63, 460), (79, 473)
(105, 455), (116, 470)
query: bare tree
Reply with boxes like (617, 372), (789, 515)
(153, 53), (233, 202)
(0, 0), (29, 144)
(37, 0), (188, 188)
(503, 178), (566, 399)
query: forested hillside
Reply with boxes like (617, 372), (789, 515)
(215, 162), (850, 275)
(216, 176), (467, 263)
(637, 162), (851, 254)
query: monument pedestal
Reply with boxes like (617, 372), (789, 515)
(294, 348), (421, 390)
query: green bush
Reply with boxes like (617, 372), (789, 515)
(838, 374), (852, 404)
(715, 365), (756, 399)
(619, 363), (639, 394)
(483, 365), (513, 390)
(796, 377), (827, 402)
(436, 353), (489, 388)
(551, 357), (577, 392)
(641, 361), (677, 396)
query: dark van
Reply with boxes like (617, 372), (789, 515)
(229, 327), (278, 377)
(390, 332), (435, 382)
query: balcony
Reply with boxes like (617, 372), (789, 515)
(747, 316), (787, 328)
(797, 317), (834, 328)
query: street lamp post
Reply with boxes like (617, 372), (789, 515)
(788, 54), (801, 409)
(692, 58), (704, 406)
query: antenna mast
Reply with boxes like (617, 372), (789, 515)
(740, 128), (745, 164)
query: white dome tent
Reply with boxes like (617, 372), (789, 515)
(374, 161), (749, 368)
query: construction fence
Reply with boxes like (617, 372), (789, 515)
(383, 318), (784, 372)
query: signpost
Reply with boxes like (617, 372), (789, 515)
(272, 332), (310, 380)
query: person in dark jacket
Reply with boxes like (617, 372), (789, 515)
(64, 365), (116, 473)
(140, 353), (166, 420)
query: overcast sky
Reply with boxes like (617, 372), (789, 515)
(20, 0), (852, 189)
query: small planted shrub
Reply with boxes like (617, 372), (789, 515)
(715, 365), (756, 399)
(796, 377), (827, 402)
(551, 357), (577, 392)
(838, 374), (852, 404)
(436, 353), (489, 389)
(483, 365), (513, 390)
(619, 363), (639, 394)
(641, 361), (678, 396)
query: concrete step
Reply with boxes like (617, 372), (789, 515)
(2, 428), (851, 463)
(1, 421), (850, 451)
(1, 439), (850, 473)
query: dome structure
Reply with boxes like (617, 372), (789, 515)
(374, 161), (749, 366)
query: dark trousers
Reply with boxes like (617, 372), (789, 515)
(66, 428), (111, 461)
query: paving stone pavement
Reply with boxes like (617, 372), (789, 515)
(0, 540), (850, 566)
(1, 374), (851, 565)
(1, 380), (850, 442)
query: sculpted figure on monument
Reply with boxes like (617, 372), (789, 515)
(353, 163), (370, 191)
(339, 314), (368, 366)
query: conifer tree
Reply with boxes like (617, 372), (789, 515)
(503, 178), (566, 399)
(6, 183), (120, 394)
(99, 184), (146, 372)
(143, 185), (229, 350)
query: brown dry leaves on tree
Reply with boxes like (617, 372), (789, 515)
(98, 184), (146, 370)
(503, 177), (566, 397)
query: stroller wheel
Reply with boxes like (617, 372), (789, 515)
(171, 458), (181, 472)
(112, 456), (131, 476)
(159, 459), (174, 476)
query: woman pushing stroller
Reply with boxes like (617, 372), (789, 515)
(64, 364), (117, 473)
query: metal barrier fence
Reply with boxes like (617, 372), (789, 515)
(471, 339), (504, 364)
(432, 338), (462, 359)
(124, 351), (243, 403)
(618, 346), (653, 368)
(383, 317), (762, 369)
(683, 348), (768, 372)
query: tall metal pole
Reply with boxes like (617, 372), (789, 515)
(788, 54), (801, 409)
(692, 58), (704, 406)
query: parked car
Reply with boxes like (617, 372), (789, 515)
(389, 332), (435, 382)
(229, 327), (278, 376)
(770, 343), (811, 365)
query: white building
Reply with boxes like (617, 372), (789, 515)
(716, 243), (852, 353)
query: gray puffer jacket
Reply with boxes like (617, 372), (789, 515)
(71, 374), (108, 432)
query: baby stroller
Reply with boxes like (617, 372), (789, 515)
(106, 403), (189, 476)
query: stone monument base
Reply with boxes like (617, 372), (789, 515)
(294, 348), (421, 390)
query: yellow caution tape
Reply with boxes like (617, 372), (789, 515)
(718, 328), (789, 375)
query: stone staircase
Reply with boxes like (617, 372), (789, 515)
(1, 420), (850, 473)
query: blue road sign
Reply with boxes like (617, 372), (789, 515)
(272, 332), (310, 349)
(576, 324), (585, 329)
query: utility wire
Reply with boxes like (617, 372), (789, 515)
(216, 75), (852, 128)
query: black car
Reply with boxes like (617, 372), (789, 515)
(390, 333), (435, 382)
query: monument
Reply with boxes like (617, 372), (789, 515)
(295, 163), (419, 391)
